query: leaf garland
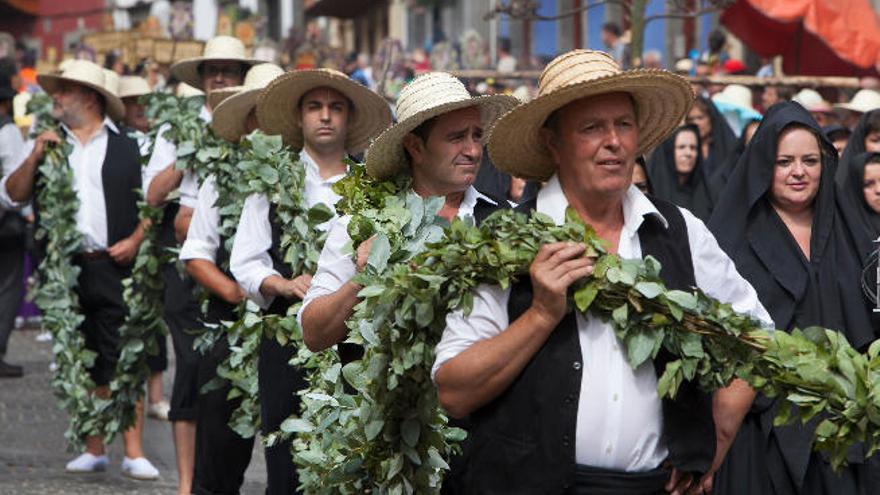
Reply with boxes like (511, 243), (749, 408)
(292, 169), (880, 494)
(26, 93), (112, 448)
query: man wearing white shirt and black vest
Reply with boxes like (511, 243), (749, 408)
(230, 68), (392, 494)
(0, 60), (159, 480)
(432, 50), (774, 494)
(297, 72), (517, 494)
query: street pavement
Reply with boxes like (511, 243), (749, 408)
(0, 328), (267, 494)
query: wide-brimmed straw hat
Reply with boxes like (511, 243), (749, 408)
(364, 72), (518, 179)
(792, 88), (832, 113)
(488, 50), (693, 181)
(119, 76), (152, 100)
(833, 89), (880, 114)
(37, 59), (125, 122)
(176, 82), (204, 99)
(212, 63), (285, 142)
(712, 84), (755, 112)
(256, 68), (392, 153)
(170, 36), (259, 91)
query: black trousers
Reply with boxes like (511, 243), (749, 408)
(192, 336), (255, 495)
(164, 261), (202, 422)
(0, 245), (24, 357)
(74, 258), (130, 386)
(258, 334), (307, 495)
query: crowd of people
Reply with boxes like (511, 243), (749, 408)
(2, 27), (880, 495)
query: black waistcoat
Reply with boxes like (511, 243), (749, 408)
(265, 203), (296, 316)
(465, 196), (715, 495)
(33, 126), (141, 260)
(204, 235), (238, 324)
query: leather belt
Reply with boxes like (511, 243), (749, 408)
(73, 250), (111, 263)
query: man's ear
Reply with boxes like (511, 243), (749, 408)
(541, 127), (561, 165)
(402, 133), (423, 164)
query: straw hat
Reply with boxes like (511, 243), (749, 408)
(364, 72), (518, 179)
(256, 68), (392, 153)
(712, 84), (755, 112)
(834, 89), (880, 114)
(488, 50), (693, 181)
(176, 82), (204, 99)
(37, 59), (125, 122)
(792, 88), (832, 113)
(170, 36), (259, 90)
(211, 63), (285, 142)
(118, 76), (152, 100)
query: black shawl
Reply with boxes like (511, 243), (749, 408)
(696, 96), (738, 178)
(647, 124), (715, 222)
(709, 101), (876, 494)
(708, 117), (762, 197)
(834, 109), (880, 187)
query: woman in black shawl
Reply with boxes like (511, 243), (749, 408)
(835, 109), (880, 186)
(646, 124), (714, 221)
(709, 102), (876, 495)
(709, 117), (762, 196)
(686, 96), (738, 177)
(834, 110), (880, 261)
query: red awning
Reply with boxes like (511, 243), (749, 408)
(721, 0), (880, 76)
(1, 0), (38, 16)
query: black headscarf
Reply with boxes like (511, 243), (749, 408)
(835, 109), (880, 187)
(708, 101), (875, 348)
(708, 117), (761, 196)
(647, 124), (714, 222)
(693, 96), (738, 178)
(842, 152), (880, 254)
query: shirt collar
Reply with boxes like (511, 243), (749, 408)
(60, 116), (119, 142)
(536, 173), (668, 231)
(301, 149), (348, 185)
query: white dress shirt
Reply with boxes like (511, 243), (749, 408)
(298, 185), (496, 328)
(143, 105), (211, 208)
(432, 174), (774, 472)
(230, 152), (346, 309)
(179, 174), (220, 263)
(0, 121), (24, 181)
(1, 117), (122, 251)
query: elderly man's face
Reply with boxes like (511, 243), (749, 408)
(123, 97), (149, 133)
(544, 92), (638, 198)
(51, 81), (97, 127)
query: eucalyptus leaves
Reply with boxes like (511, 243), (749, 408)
(289, 168), (880, 494)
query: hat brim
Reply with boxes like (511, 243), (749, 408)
(212, 87), (259, 142)
(37, 73), (126, 122)
(488, 70), (694, 181)
(365, 94), (519, 180)
(170, 57), (259, 91)
(255, 69), (392, 154)
(833, 103), (870, 114)
(206, 86), (241, 110)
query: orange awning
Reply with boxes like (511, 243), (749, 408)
(721, 0), (880, 76)
(2, 0), (38, 16)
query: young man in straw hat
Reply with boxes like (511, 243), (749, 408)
(178, 62), (284, 495)
(230, 67), (392, 494)
(118, 74), (172, 421)
(140, 35), (257, 495)
(432, 50), (774, 494)
(0, 59), (160, 479)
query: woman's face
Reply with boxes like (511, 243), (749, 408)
(673, 130), (699, 176)
(687, 105), (711, 139)
(863, 163), (880, 214)
(769, 127), (823, 213)
(865, 130), (880, 152)
(632, 162), (649, 194)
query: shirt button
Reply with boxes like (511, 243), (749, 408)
(606, 445), (613, 454)
(562, 435), (571, 446)
(565, 394), (575, 404)
(572, 361), (582, 370)
(612, 393), (619, 402)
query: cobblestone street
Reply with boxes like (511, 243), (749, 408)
(0, 328), (267, 494)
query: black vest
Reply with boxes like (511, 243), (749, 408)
(465, 196), (715, 494)
(265, 203), (296, 316)
(33, 126), (141, 259)
(204, 234), (239, 324)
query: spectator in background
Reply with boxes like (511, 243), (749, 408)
(701, 29), (730, 73)
(345, 52), (375, 90)
(642, 49), (663, 69)
(833, 89), (880, 130)
(761, 84), (794, 112)
(824, 124), (852, 157)
(756, 57), (774, 78)
(496, 37), (517, 73)
(601, 22), (629, 69)
(0, 82), (24, 378)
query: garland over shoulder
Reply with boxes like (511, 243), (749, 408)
(293, 168), (880, 494)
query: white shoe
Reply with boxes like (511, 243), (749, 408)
(35, 331), (52, 342)
(121, 456), (159, 480)
(65, 452), (109, 473)
(146, 400), (170, 421)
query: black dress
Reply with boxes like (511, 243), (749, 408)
(708, 102), (876, 495)
(695, 96), (738, 178)
(646, 124), (715, 222)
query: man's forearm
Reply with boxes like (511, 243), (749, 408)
(434, 307), (557, 418)
(185, 258), (242, 304)
(710, 378), (755, 469)
(146, 164), (182, 207)
(174, 206), (193, 243)
(128, 221), (147, 246)
(300, 282), (361, 352)
(5, 155), (39, 203)
(259, 275), (289, 299)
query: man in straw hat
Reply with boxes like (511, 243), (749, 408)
(177, 62), (284, 495)
(140, 35), (257, 495)
(0, 59), (160, 479)
(432, 50), (774, 494)
(230, 67), (392, 494)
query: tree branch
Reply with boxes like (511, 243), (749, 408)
(643, 0), (734, 26)
(484, 0), (628, 22)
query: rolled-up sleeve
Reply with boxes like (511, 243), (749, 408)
(230, 193), (279, 309)
(682, 207), (775, 329)
(179, 177), (220, 263)
(0, 139), (34, 210)
(432, 283), (511, 381)
(143, 123), (176, 195)
(296, 216), (356, 328)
